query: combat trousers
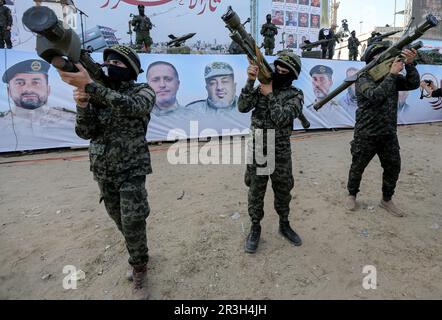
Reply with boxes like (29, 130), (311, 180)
(347, 134), (401, 200)
(321, 46), (334, 59)
(349, 50), (358, 61)
(0, 28), (12, 49)
(98, 175), (150, 266)
(245, 159), (294, 224)
(264, 38), (275, 56)
(136, 31), (152, 52)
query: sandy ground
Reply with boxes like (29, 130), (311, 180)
(0, 123), (441, 300)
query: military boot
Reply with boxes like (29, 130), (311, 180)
(245, 223), (261, 253)
(132, 264), (148, 296)
(345, 195), (357, 211)
(380, 199), (404, 217)
(279, 221), (302, 246)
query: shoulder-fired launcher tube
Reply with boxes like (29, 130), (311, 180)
(222, 6), (273, 84)
(313, 14), (438, 111)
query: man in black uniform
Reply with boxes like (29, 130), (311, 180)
(318, 24), (339, 59)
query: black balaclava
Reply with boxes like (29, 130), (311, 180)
(272, 65), (295, 89)
(138, 6), (145, 16)
(103, 52), (134, 84)
(266, 14), (271, 24)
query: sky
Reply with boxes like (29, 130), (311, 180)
(11, 0), (410, 51)
(336, 0), (407, 36)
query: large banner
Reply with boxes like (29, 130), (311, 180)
(13, 0), (252, 52)
(270, 0), (329, 55)
(1, 49), (442, 152)
(412, 0), (442, 41)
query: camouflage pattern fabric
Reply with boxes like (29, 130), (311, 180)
(238, 79), (303, 223)
(347, 134), (400, 200)
(136, 31), (153, 48)
(348, 36), (360, 61)
(347, 63), (420, 199)
(98, 175), (150, 266)
(132, 15), (152, 33)
(76, 81), (156, 183)
(354, 64), (420, 137)
(132, 15), (153, 50)
(260, 23), (278, 54)
(76, 80), (155, 267)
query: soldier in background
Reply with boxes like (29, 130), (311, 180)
(0, 0), (12, 49)
(261, 14), (278, 56)
(318, 24), (339, 59)
(238, 51), (304, 253)
(228, 40), (245, 54)
(367, 31), (381, 46)
(348, 30), (360, 61)
(132, 5), (153, 53)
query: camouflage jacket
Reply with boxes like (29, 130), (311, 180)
(75, 81), (156, 183)
(0, 5), (12, 27)
(354, 64), (420, 137)
(238, 79), (303, 161)
(260, 23), (278, 39)
(132, 15), (152, 33)
(348, 36), (360, 51)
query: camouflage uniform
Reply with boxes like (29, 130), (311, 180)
(348, 33), (360, 61)
(238, 79), (303, 223)
(260, 22), (278, 56)
(78, 80), (155, 266)
(132, 13), (153, 52)
(0, 3), (12, 49)
(347, 63), (420, 200)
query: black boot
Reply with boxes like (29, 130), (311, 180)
(245, 223), (261, 253)
(279, 221), (302, 246)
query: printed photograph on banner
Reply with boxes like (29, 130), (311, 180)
(286, 0), (298, 4)
(310, 4), (322, 15)
(272, 9), (284, 26)
(298, 12), (309, 28)
(145, 60), (198, 120)
(186, 61), (239, 115)
(299, 33), (310, 47)
(285, 11), (298, 27)
(304, 61), (354, 126)
(311, 0), (321, 8)
(0, 58), (76, 128)
(298, 0), (310, 7)
(338, 66), (360, 119)
(310, 14), (320, 29)
(286, 33), (298, 49)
